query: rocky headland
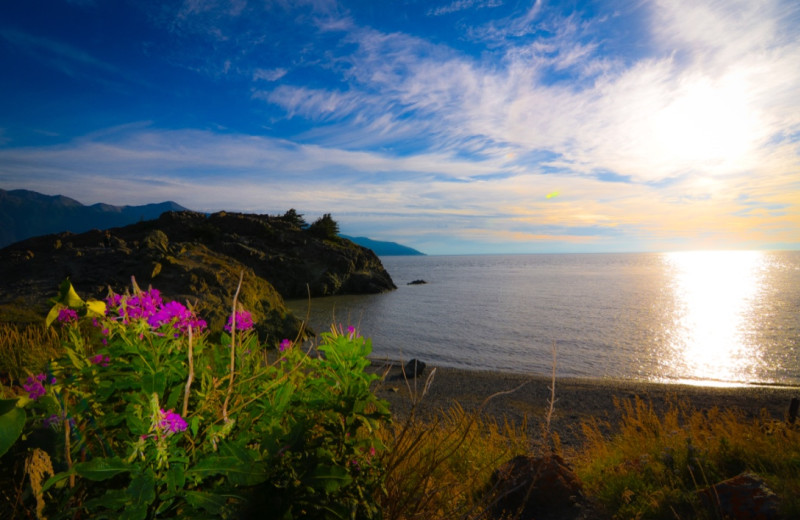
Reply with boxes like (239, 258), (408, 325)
(0, 211), (396, 341)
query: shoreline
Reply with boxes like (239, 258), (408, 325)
(369, 361), (800, 449)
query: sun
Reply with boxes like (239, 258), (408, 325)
(653, 73), (760, 170)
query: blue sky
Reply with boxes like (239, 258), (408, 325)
(1, 0), (798, 255)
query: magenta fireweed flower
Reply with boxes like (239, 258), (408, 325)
(57, 308), (78, 325)
(90, 354), (110, 367)
(23, 373), (54, 401)
(225, 309), (254, 333)
(146, 299), (207, 335)
(110, 289), (163, 323)
(107, 288), (205, 335)
(159, 409), (187, 434)
(279, 339), (292, 352)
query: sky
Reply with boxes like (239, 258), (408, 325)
(0, 0), (798, 255)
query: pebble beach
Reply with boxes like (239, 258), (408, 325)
(370, 362), (800, 450)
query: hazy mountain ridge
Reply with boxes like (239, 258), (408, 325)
(341, 235), (424, 256)
(0, 189), (189, 248)
(0, 189), (424, 255)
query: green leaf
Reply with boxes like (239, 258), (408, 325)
(41, 471), (75, 493)
(65, 346), (86, 370)
(185, 491), (229, 515)
(0, 406), (25, 458)
(186, 455), (267, 486)
(119, 504), (148, 520)
(307, 464), (352, 493)
(166, 464), (185, 493)
(185, 455), (239, 480)
(74, 456), (132, 481)
(142, 371), (167, 395)
(0, 398), (18, 416)
(127, 469), (156, 508)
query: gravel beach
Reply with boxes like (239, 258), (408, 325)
(370, 361), (800, 450)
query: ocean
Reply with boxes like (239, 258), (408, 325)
(287, 251), (800, 387)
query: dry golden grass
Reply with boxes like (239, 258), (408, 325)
(0, 323), (63, 386)
(378, 402), (531, 520)
(575, 396), (800, 519)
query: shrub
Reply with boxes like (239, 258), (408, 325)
(308, 214), (340, 240)
(0, 279), (389, 519)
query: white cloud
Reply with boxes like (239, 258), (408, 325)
(253, 67), (288, 82)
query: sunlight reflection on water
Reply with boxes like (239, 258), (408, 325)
(657, 250), (768, 386)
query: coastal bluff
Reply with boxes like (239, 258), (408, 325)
(0, 211), (396, 339)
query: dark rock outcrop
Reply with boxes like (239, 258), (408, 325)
(0, 211), (397, 340)
(698, 472), (782, 520)
(488, 454), (590, 520)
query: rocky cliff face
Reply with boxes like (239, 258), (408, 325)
(0, 211), (396, 341)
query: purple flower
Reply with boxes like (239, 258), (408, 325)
(347, 325), (356, 339)
(147, 300), (206, 335)
(279, 339), (292, 352)
(57, 308), (78, 325)
(90, 354), (110, 367)
(158, 409), (187, 434)
(44, 414), (62, 428)
(23, 373), (54, 401)
(111, 289), (163, 323)
(225, 309), (254, 333)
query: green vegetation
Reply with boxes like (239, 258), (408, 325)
(308, 213), (341, 240)
(2, 280), (799, 519)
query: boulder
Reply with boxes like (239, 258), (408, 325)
(488, 454), (587, 520)
(403, 359), (426, 379)
(407, 279), (427, 285)
(698, 472), (781, 520)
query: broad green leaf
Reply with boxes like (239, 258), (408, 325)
(185, 455), (239, 480)
(74, 456), (131, 481)
(119, 504), (148, 520)
(186, 455), (267, 486)
(42, 471), (75, 493)
(0, 406), (25, 458)
(0, 398), (18, 415)
(166, 464), (185, 493)
(127, 469), (156, 507)
(185, 491), (229, 515)
(142, 371), (167, 395)
(307, 465), (352, 493)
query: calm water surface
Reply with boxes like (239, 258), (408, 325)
(287, 251), (800, 387)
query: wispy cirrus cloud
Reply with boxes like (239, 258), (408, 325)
(427, 0), (502, 17)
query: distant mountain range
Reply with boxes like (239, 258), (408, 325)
(340, 235), (424, 256)
(0, 189), (425, 255)
(0, 189), (188, 249)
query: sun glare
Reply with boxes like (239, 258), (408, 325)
(654, 75), (759, 169)
(661, 250), (767, 385)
